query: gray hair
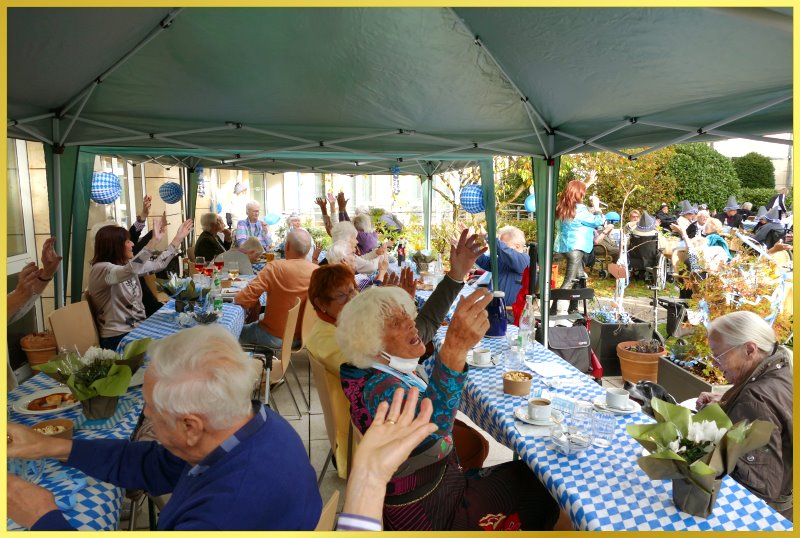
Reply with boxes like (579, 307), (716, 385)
(245, 201), (260, 212)
(696, 209), (710, 220)
(326, 240), (354, 264)
(742, 202), (753, 211)
(286, 228), (312, 256)
(708, 311), (776, 355)
(498, 225), (526, 248)
(200, 212), (218, 232)
(353, 214), (374, 233)
(336, 286), (417, 368)
(147, 325), (255, 429)
(241, 236), (264, 254)
(332, 220), (358, 243)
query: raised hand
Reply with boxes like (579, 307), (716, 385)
(139, 195), (152, 220)
(398, 266), (416, 298)
(326, 192), (336, 206)
(336, 191), (349, 209)
(439, 287), (492, 370)
(170, 218), (194, 248)
(314, 197), (328, 215)
(447, 229), (488, 282)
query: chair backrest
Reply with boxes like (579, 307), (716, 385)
(222, 249), (254, 275)
(628, 234), (660, 269)
(186, 245), (195, 262)
(48, 301), (99, 355)
(270, 297), (301, 383)
(299, 298), (319, 349)
(314, 490), (340, 531)
(309, 354), (339, 453)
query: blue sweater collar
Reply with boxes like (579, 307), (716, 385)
(188, 401), (267, 477)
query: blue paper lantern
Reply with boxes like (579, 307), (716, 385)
(605, 211), (621, 223)
(159, 182), (183, 204)
(460, 184), (485, 214)
(524, 194), (536, 213)
(263, 213), (281, 225)
(90, 172), (122, 205)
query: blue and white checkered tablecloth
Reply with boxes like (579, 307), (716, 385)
(117, 300), (246, 352)
(428, 326), (792, 531)
(252, 261), (266, 273)
(7, 374), (143, 530)
(414, 283), (477, 320)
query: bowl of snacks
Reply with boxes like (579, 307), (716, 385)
(502, 370), (533, 396)
(32, 418), (74, 439)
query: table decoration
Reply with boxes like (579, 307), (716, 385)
(157, 273), (210, 312)
(627, 398), (774, 517)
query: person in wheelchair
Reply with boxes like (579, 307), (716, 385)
(752, 207), (787, 249)
(627, 212), (665, 281)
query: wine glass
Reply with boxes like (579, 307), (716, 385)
(194, 256), (205, 275)
(226, 260), (240, 279)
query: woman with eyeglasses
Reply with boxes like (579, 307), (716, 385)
(696, 311), (792, 520)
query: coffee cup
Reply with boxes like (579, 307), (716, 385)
(606, 388), (630, 410)
(528, 398), (552, 421)
(473, 348), (491, 365)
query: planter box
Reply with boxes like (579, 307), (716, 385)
(658, 357), (732, 403)
(589, 318), (654, 376)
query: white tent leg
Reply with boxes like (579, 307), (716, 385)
(52, 117), (64, 308)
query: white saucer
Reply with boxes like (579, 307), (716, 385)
(129, 367), (146, 388)
(514, 406), (564, 426)
(592, 397), (641, 415)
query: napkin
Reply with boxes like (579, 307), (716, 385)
(524, 360), (575, 378)
(515, 422), (554, 438)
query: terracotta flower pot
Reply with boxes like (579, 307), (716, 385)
(80, 395), (119, 420)
(616, 341), (666, 383)
(20, 332), (57, 367)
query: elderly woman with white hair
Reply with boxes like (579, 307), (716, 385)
(234, 201), (273, 250)
(326, 240), (390, 290)
(336, 286), (559, 531)
(7, 324), (321, 530)
(696, 311), (792, 520)
(194, 212), (232, 261)
(330, 221), (387, 274)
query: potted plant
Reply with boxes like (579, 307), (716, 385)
(33, 346), (132, 420)
(20, 331), (58, 368)
(627, 398), (774, 517)
(157, 273), (209, 313)
(616, 338), (666, 383)
(411, 249), (439, 274)
(590, 307), (655, 376)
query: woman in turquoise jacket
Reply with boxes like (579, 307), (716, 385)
(554, 178), (603, 313)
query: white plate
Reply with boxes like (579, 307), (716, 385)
(514, 406), (564, 426)
(129, 367), (146, 388)
(592, 397), (641, 415)
(12, 388), (80, 416)
(466, 354), (500, 368)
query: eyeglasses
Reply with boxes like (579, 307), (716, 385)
(329, 287), (357, 304)
(711, 344), (741, 366)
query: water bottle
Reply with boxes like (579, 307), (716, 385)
(518, 294), (534, 353)
(485, 290), (507, 338)
(212, 270), (223, 313)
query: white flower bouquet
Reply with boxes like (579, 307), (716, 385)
(627, 398), (775, 517)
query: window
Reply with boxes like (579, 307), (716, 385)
(6, 139), (37, 272)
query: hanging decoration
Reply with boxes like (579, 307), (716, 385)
(196, 166), (206, 198)
(390, 165), (401, 195)
(90, 171), (122, 205)
(159, 181), (183, 204)
(524, 193), (536, 213)
(460, 184), (485, 214)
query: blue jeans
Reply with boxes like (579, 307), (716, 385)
(239, 322), (284, 350)
(100, 333), (127, 352)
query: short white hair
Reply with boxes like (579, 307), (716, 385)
(498, 225), (526, 248)
(200, 212), (218, 232)
(332, 220), (358, 243)
(147, 325), (254, 430)
(245, 201), (260, 212)
(241, 236), (264, 254)
(286, 228), (312, 256)
(353, 214), (374, 233)
(326, 240), (354, 264)
(696, 210), (710, 220)
(336, 286), (417, 368)
(355, 205), (370, 216)
(708, 311), (776, 355)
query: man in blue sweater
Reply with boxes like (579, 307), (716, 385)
(475, 225), (530, 301)
(7, 325), (322, 530)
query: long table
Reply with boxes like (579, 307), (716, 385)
(428, 326), (792, 531)
(8, 301), (247, 530)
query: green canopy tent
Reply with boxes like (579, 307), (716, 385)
(8, 7), (792, 345)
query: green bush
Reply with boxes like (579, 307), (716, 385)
(306, 225), (331, 250)
(733, 152), (775, 188)
(497, 218), (537, 243)
(739, 187), (779, 211)
(666, 143), (740, 211)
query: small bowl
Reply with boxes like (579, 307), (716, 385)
(502, 370), (533, 396)
(220, 279), (233, 289)
(31, 418), (74, 439)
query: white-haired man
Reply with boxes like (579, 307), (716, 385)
(283, 212), (316, 262)
(7, 325), (321, 530)
(236, 228), (317, 348)
(234, 201), (273, 250)
(475, 225), (530, 301)
(195, 212), (232, 261)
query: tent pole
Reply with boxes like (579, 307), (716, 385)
(479, 159), (498, 292)
(7, 112), (56, 127)
(541, 134), (556, 349)
(52, 118), (64, 308)
(422, 175), (433, 251)
(13, 125), (53, 146)
(59, 83), (97, 145)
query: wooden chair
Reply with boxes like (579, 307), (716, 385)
(314, 490), (340, 531)
(267, 297), (305, 419)
(309, 353), (357, 482)
(48, 301), (99, 355)
(218, 249), (254, 276)
(291, 298), (319, 414)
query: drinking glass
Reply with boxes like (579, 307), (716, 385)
(194, 256), (206, 274)
(567, 400), (594, 446)
(592, 410), (617, 448)
(227, 260), (240, 279)
(213, 258), (224, 271)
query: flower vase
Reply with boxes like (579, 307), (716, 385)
(175, 299), (196, 313)
(672, 477), (722, 518)
(80, 395), (119, 420)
